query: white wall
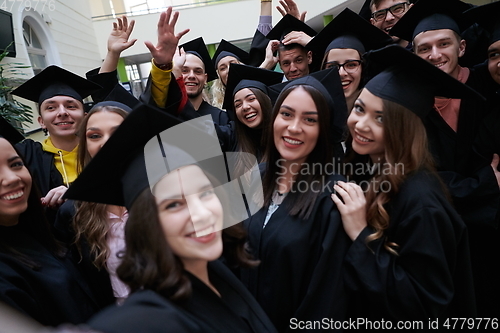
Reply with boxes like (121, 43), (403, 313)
(91, 0), (363, 60)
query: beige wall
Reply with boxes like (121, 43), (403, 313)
(2, 0), (103, 137)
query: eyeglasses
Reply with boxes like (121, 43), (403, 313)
(371, 2), (409, 22)
(323, 60), (362, 73)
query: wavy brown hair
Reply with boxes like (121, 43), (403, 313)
(117, 174), (258, 301)
(73, 106), (128, 268)
(344, 98), (436, 255)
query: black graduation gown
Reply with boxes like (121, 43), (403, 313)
(343, 170), (476, 325)
(86, 68), (119, 103)
(468, 82), (500, 318)
(241, 174), (351, 333)
(15, 139), (63, 225)
(53, 200), (116, 309)
(15, 139), (63, 198)
(88, 260), (277, 333)
(424, 68), (500, 227)
(197, 100), (230, 126)
(0, 225), (101, 326)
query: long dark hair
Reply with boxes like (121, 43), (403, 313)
(262, 84), (335, 220)
(233, 87), (273, 176)
(117, 171), (257, 301)
(0, 143), (65, 269)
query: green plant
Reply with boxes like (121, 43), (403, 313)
(0, 42), (33, 133)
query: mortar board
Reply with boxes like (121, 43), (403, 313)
(179, 37), (218, 82)
(222, 63), (283, 119)
(11, 65), (102, 105)
(266, 14), (317, 43)
(268, 68), (348, 143)
(0, 116), (25, 145)
(462, 1), (500, 46)
(64, 105), (261, 228)
(64, 103), (228, 210)
(306, 8), (392, 71)
(390, 0), (472, 42)
(212, 39), (250, 70)
(89, 84), (141, 113)
(363, 45), (484, 119)
(358, 0), (373, 22)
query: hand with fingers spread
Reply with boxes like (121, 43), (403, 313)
(331, 181), (367, 241)
(277, 0), (307, 21)
(100, 15), (137, 73)
(108, 15), (137, 54)
(260, 40), (280, 70)
(282, 31), (313, 47)
(145, 7), (190, 67)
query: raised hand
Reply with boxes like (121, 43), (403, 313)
(107, 15), (137, 54)
(145, 7), (190, 66)
(277, 0), (307, 22)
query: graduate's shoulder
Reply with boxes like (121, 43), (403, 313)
(88, 289), (204, 333)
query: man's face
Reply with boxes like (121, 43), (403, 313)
(181, 54), (208, 99)
(278, 46), (312, 81)
(413, 29), (466, 79)
(488, 40), (500, 85)
(37, 96), (84, 139)
(370, 0), (411, 38)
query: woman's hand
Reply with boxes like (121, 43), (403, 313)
(41, 185), (68, 208)
(331, 181), (367, 241)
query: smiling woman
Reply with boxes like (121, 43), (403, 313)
(240, 69), (351, 332)
(0, 117), (100, 326)
(333, 45), (478, 323)
(65, 104), (277, 333)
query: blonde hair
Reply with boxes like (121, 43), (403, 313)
(209, 78), (226, 109)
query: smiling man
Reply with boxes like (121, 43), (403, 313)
(261, 15), (317, 81)
(369, 0), (413, 47)
(174, 37), (229, 126)
(391, 0), (500, 318)
(12, 66), (101, 201)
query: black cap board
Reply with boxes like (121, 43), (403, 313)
(390, 0), (472, 42)
(64, 104), (183, 208)
(462, 1), (500, 46)
(89, 84), (141, 113)
(363, 45), (484, 119)
(222, 63), (283, 119)
(11, 65), (102, 105)
(358, 0), (373, 22)
(0, 115), (25, 145)
(306, 8), (392, 71)
(268, 68), (347, 143)
(212, 39), (250, 69)
(64, 102), (230, 210)
(266, 14), (317, 42)
(179, 37), (218, 82)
